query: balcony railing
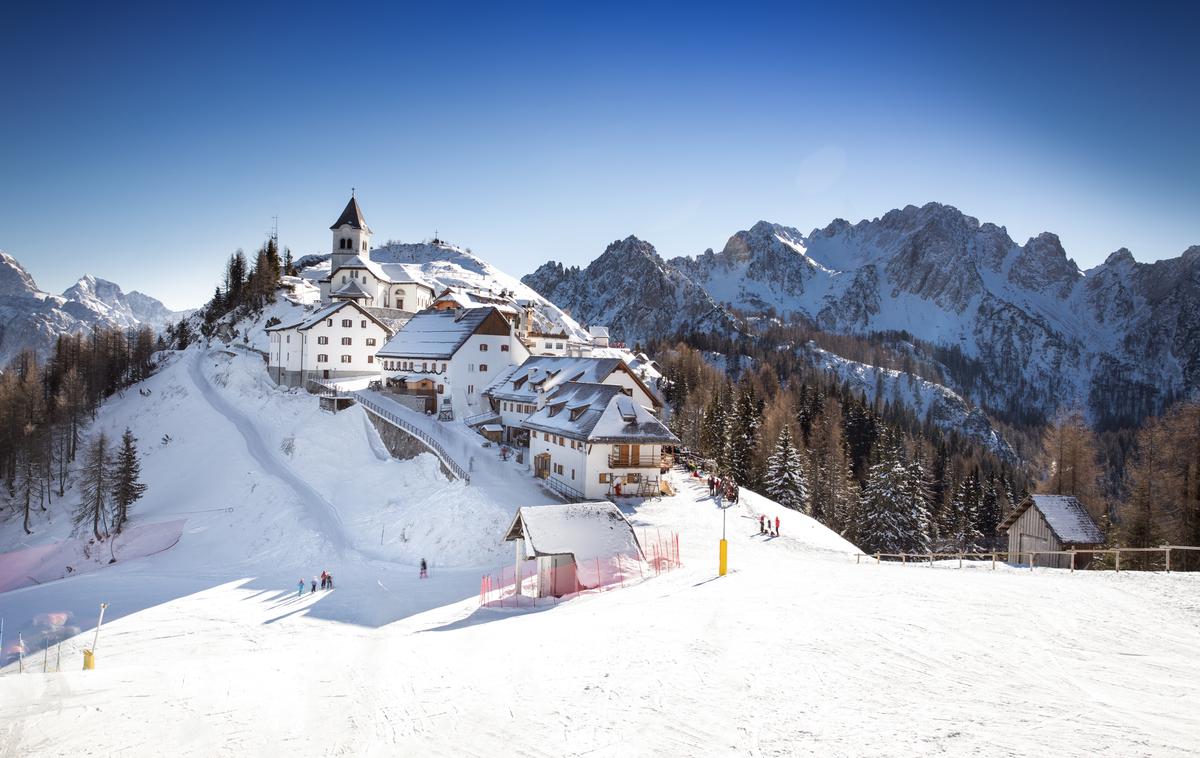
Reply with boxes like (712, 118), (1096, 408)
(608, 453), (662, 469)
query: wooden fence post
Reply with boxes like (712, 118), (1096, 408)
(991, 552), (996, 571)
(929, 552), (934, 568)
(902, 553), (907, 565)
(1116, 550), (1121, 572)
(1166, 547), (1172, 573)
(875, 552), (880, 565)
(1030, 553), (1035, 571)
(1069, 551), (1075, 572)
(958, 552), (963, 569)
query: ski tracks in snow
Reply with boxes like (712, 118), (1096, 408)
(188, 350), (349, 554)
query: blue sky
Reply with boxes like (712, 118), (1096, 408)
(1, 2), (1197, 309)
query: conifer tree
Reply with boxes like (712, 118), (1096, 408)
(73, 432), (112, 541)
(765, 424), (807, 511)
(726, 381), (762, 487)
(947, 469), (984, 552)
(900, 454), (933, 553)
(110, 428), (147, 534)
(855, 437), (909, 554)
(700, 386), (728, 463)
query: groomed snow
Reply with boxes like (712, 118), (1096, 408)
(1, 352), (1198, 756)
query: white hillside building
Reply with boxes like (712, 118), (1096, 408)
(523, 382), (678, 500)
(376, 306), (530, 419)
(266, 300), (392, 387)
(317, 195), (436, 316)
(481, 356), (661, 445)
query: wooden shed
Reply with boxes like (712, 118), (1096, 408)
(999, 495), (1105, 568)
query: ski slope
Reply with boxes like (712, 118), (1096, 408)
(1, 351), (1199, 756)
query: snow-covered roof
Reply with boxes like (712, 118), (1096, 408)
(333, 254), (432, 292)
(484, 356), (627, 403)
(589, 325), (610, 339)
(266, 300), (390, 333)
(503, 501), (643, 562)
(331, 279), (372, 299)
(376, 307), (504, 359)
(1002, 495), (1105, 544)
(522, 382), (677, 444)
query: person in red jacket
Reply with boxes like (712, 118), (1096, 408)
(775, 516), (780, 536)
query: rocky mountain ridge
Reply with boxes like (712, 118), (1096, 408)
(521, 203), (1200, 428)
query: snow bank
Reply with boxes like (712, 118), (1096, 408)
(0, 519), (185, 593)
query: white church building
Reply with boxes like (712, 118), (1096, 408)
(317, 195), (436, 316)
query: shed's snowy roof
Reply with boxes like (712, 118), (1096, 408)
(522, 382), (677, 444)
(504, 501), (643, 562)
(376, 307), (500, 359)
(1032, 495), (1105, 543)
(1001, 495), (1105, 544)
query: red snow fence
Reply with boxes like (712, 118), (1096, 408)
(480, 530), (681, 608)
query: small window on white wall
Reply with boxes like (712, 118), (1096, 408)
(317, 336), (328, 345)
(341, 355), (352, 364)
(317, 354), (328, 363)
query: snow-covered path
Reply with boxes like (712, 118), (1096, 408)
(358, 388), (566, 505)
(188, 350), (348, 553)
(3, 465), (1198, 756)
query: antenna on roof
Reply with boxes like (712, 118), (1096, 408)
(270, 215), (278, 244)
(351, 187), (355, 197)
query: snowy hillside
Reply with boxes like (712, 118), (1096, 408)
(800, 341), (1015, 460)
(2, 456), (1197, 755)
(0, 251), (184, 367)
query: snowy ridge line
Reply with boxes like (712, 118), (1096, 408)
(352, 393), (470, 483)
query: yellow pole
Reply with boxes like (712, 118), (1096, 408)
(719, 539), (728, 576)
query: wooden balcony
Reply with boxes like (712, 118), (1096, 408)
(608, 453), (662, 469)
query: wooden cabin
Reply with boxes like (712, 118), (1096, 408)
(999, 495), (1105, 568)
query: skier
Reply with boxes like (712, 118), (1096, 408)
(326, 572), (334, 589)
(419, 558), (428, 579)
(759, 514), (765, 534)
(311, 577), (318, 594)
(320, 571), (327, 590)
(775, 516), (780, 537)
(297, 578), (304, 598)
(708, 476), (715, 497)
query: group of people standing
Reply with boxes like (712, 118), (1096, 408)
(298, 571), (334, 597)
(759, 515), (781, 538)
(705, 475), (739, 504)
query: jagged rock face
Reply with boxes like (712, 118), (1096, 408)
(523, 236), (740, 342)
(668, 222), (819, 314)
(525, 203), (1200, 428)
(0, 253), (181, 368)
(0, 252), (40, 298)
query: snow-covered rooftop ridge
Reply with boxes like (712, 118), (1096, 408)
(376, 306), (501, 359)
(1029, 495), (1105, 544)
(505, 501), (643, 563)
(483, 355), (626, 401)
(522, 381), (676, 444)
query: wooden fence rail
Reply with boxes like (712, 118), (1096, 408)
(855, 546), (1200, 573)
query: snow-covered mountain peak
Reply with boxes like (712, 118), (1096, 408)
(0, 250), (41, 298)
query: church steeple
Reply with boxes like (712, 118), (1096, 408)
(330, 192), (373, 273)
(329, 194), (372, 233)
